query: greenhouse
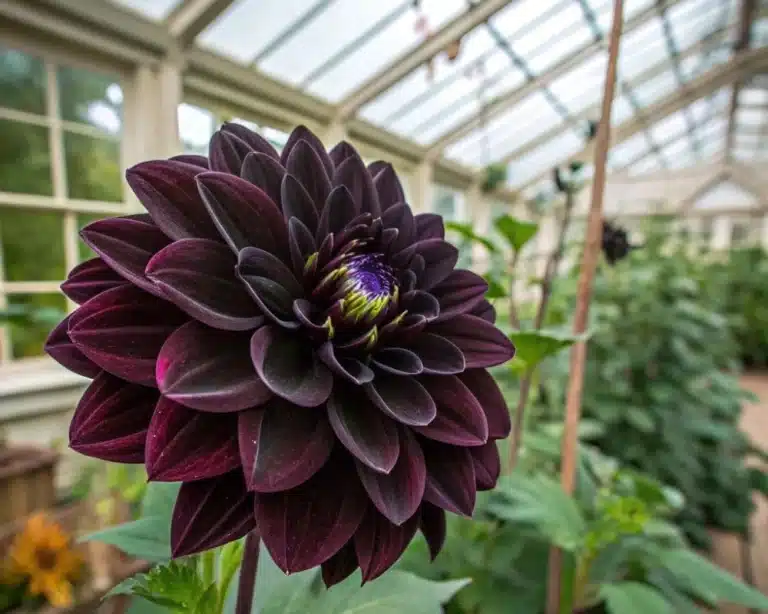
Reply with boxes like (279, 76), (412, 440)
(0, 0), (767, 612)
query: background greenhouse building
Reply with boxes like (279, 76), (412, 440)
(1, 0), (768, 612)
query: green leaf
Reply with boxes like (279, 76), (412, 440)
(141, 481), (181, 518)
(493, 215), (538, 252)
(82, 516), (171, 561)
(508, 329), (586, 367)
(600, 582), (672, 614)
(193, 583), (219, 614)
(126, 597), (170, 614)
(445, 221), (499, 253)
(484, 274), (507, 299)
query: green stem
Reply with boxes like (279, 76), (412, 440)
(202, 549), (216, 588)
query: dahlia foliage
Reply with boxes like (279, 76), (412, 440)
(46, 123), (515, 585)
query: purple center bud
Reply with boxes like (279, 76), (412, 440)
(337, 253), (397, 323)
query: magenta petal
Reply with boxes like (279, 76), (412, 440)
(146, 397), (239, 482)
(408, 333), (465, 375)
(157, 321), (271, 412)
(255, 455), (367, 573)
(428, 314), (515, 368)
(61, 258), (125, 305)
(250, 326), (332, 408)
(125, 160), (219, 241)
(281, 125), (333, 179)
(196, 172), (289, 261)
(414, 213), (445, 240)
(372, 164), (406, 212)
(146, 239), (263, 331)
(241, 152), (285, 208)
(80, 216), (171, 298)
(327, 383), (399, 474)
(285, 139), (332, 211)
(317, 342), (374, 385)
(471, 441), (501, 491)
(69, 372), (156, 463)
(420, 502), (446, 560)
(354, 507), (420, 583)
(171, 470), (255, 557)
(432, 270), (488, 322)
(238, 399), (334, 493)
(414, 239), (459, 291)
(471, 299), (496, 324)
(414, 375), (488, 446)
(281, 173), (319, 233)
(355, 429), (425, 525)
(421, 440), (476, 517)
(321, 542), (358, 588)
(68, 285), (186, 387)
(333, 152), (380, 217)
(459, 369), (510, 439)
(365, 373), (435, 426)
(45, 317), (101, 378)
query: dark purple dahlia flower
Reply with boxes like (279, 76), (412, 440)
(46, 123), (515, 585)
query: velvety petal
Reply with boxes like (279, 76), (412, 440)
(414, 239), (459, 291)
(288, 218), (317, 277)
(329, 141), (357, 168)
(255, 455), (367, 573)
(170, 154), (208, 168)
(408, 333), (465, 375)
(371, 348), (423, 376)
(365, 372), (436, 426)
(222, 122), (279, 160)
(355, 429), (425, 525)
(431, 270), (488, 322)
(241, 151), (285, 208)
(321, 542), (358, 588)
(414, 213), (445, 240)
(196, 172), (289, 261)
(401, 290), (440, 321)
(421, 440), (476, 517)
(280, 125), (333, 179)
(171, 470), (255, 557)
(146, 397), (239, 482)
(69, 372), (156, 463)
(471, 299), (496, 324)
(237, 247), (303, 328)
(68, 285), (186, 387)
(45, 317), (101, 378)
(285, 139), (332, 211)
(471, 441), (501, 491)
(146, 239), (263, 331)
(372, 164), (406, 212)
(238, 399), (334, 492)
(281, 173), (319, 233)
(414, 375), (488, 446)
(381, 203), (414, 254)
(428, 314), (515, 368)
(125, 160), (219, 241)
(80, 216), (171, 298)
(420, 502), (446, 560)
(317, 186), (358, 240)
(333, 152), (380, 217)
(61, 258), (125, 305)
(250, 325), (332, 408)
(460, 369), (510, 439)
(157, 321), (272, 412)
(327, 383), (399, 474)
(354, 508), (420, 583)
(209, 129), (256, 175)
(317, 342), (374, 385)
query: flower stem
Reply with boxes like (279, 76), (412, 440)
(202, 549), (216, 587)
(235, 530), (260, 614)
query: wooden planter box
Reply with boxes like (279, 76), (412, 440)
(0, 447), (58, 525)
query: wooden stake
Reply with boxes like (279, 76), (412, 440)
(545, 1), (624, 612)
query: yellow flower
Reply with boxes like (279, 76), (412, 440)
(7, 513), (83, 608)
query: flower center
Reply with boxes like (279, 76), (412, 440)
(337, 254), (397, 323)
(34, 547), (59, 570)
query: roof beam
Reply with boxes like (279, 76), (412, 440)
(724, 0), (757, 162)
(166, 0), (236, 47)
(424, 0), (686, 156)
(334, 0), (514, 120)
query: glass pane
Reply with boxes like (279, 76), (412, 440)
(740, 88), (768, 106)
(109, 0), (183, 21)
(6, 293), (67, 359)
(550, 53), (607, 114)
(649, 111), (688, 143)
(612, 95), (635, 124)
(618, 17), (668, 82)
(432, 185), (457, 221)
(64, 132), (122, 202)
(736, 109), (763, 126)
(178, 103), (215, 156)
(0, 46), (46, 115)
(507, 130), (583, 186)
(0, 208), (64, 281)
(0, 120), (52, 195)
(58, 65), (123, 134)
(77, 213), (106, 262)
(632, 69), (679, 106)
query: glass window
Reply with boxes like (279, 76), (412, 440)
(0, 208), (65, 282)
(508, 130), (583, 187)
(0, 46), (46, 115)
(6, 293), (67, 359)
(64, 133), (123, 202)
(178, 103), (215, 156)
(58, 65), (123, 134)
(0, 120), (52, 195)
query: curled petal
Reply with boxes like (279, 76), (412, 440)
(250, 326), (332, 408)
(209, 123), (278, 175)
(222, 122), (279, 160)
(371, 348), (423, 376)
(146, 239), (263, 331)
(431, 270), (488, 322)
(285, 139), (332, 211)
(333, 152), (380, 217)
(317, 342), (373, 384)
(365, 373), (436, 426)
(255, 455), (367, 573)
(414, 239), (459, 291)
(237, 247), (303, 329)
(242, 152), (285, 208)
(401, 290), (440, 321)
(69, 372), (156, 463)
(288, 218), (317, 277)
(471, 299), (496, 324)
(170, 154), (208, 168)
(380, 203), (414, 253)
(281, 125), (334, 179)
(317, 186), (358, 240)
(45, 317), (101, 378)
(321, 542), (358, 588)
(157, 321), (272, 412)
(354, 508), (420, 583)
(281, 173), (319, 234)
(414, 213), (444, 240)
(421, 439), (476, 517)
(420, 502), (446, 560)
(146, 397), (239, 482)
(414, 375), (488, 446)
(408, 333), (465, 375)
(238, 399), (334, 493)
(459, 369), (510, 439)
(471, 441), (501, 491)
(171, 470), (255, 557)
(61, 258), (125, 305)
(372, 164), (406, 212)
(428, 314), (515, 368)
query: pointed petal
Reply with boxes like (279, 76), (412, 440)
(372, 164), (405, 212)
(329, 141), (357, 168)
(431, 270), (488, 322)
(171, 470), (255, 557)
(317, 186), (358, 240)
(61, 258), (125, 305)
(459, 369), (510, 439)
(285, 139), (332, 210)
(371, 348), (423, 376)
(471, 442), (501, 491)
(420, 502), (446, 560)
(80, 216), (171, 298)
(421, 440), (476, 517)
(354, 508), (420, 583)
(355, 429), (425, 525)
(381, 203), (414, 253)
(241, 151), (285, 208)
(414, 213), (444, 240)
(288, 217), (317, 276)
(281, 173), (319, 234)
(333, 152), (380, 217)
(408, 333), (465, 375)
(255, 455), (367, 573)
(237, 247), (303, 329)
(317, 342), (374, 385)
(222, 122), (279, 160)
(470, 299), (496, 324)
(365, 373), (436, 426)
(281, 125), (333, 178)
(208, 129), (255, 175)
(250, 326), (332, 408)
(146, 239), (263, 331)
(327, 382), (399, 474)
(238, 399), (334, 492)
(196, 172), (289, 261)
(401, 290), (440, 321)
(321, 542), (358, 588)
(170, 154), (208, 168)
(428, 314), (515, 368)
(68, 285), (186, 387)
(69, 372), (156, 463)
(414, 375), (488, 446)
(45, 317), (101, 378)
(146, 397), (239, 482)
(125, 160), (219, 241)
(414, 239), (459, 291)
(157, 321), (271, 412)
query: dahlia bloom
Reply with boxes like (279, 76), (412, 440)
(46, 123), (515, 585)
(601, 220), (632, 265)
